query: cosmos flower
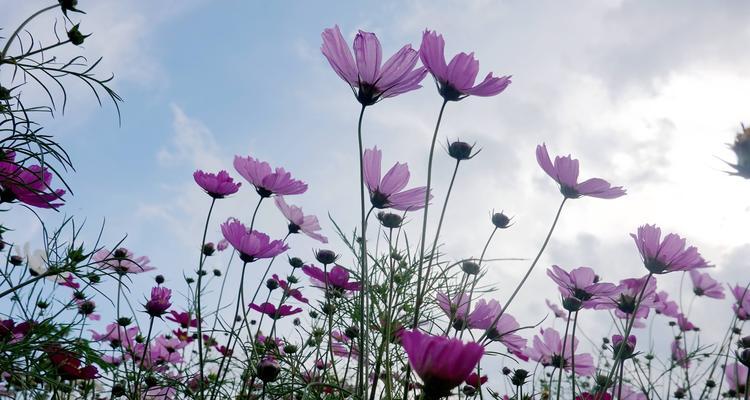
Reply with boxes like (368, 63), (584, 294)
(321, 25), (427, 106)
(233, 155), (307, 197)
(724, 362), (749, 395)
(93, 247), (155, 275)
(730, 284), (750, 320)
(249, 302), (302, 319)
(436, 291), (471, 325)
(274, 196), (327, 243)
(400, 329), (484, 399)
(270, 274), (308, 303)
(363, 147), (432, 211)
(193, 170), (241, 198)
(596, 275), (657, 323)
(631, 224), (710, 274)
(0, 152), (66, 209)
(653, 291), (680, 317)
(145, 286), (172, 317)
(220, 218), (288, 262)
(465, 373), (488, 388)
(301, 264), (361, 293)
(536, 143), (626, 199)
(467, 299), (527, 358)
(420, 30), (511, 101)
(526, 328), (595, 376)
(546, 299), (567, 319)
(166, 311), (199, 329)
(671, 340), (689, 368)
(676, 313), (696, 332)
(90, 323), (139, 349)
(725, 124), (750, 178)
(546, 265), (617, 309)
(689, 270), (725, 299)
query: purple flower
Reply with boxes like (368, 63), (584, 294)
(233, 155), (307, 197)
(536, 143), (626, 199)
(301, 264), (361, 293)
(631, 224), (710, 274)
(653, 291), (680, 317)
(526, 328), (595, 376)
(399, 329), (484, 399)
(193, 170), (241, 198)
(724, 362), (748, 394)
(0, 153), (66, 209)
(730, 284), (750, 320)
(271, 274), (308, 304)
(321, 25), (427, 106)
(676, 313), (696, 332)
(436, 291), (471, 324)
(546, 265), (618, 309)
(419, 30), (511, 101)
(166, 311), (199, 329)
(249, 302), (302, 320)
(217, 239), (229, 251)
(671, 340), (689, 368)
(596, 275), (657, 321)
(611, 335), (637, 359)
(220, 218), (288, 263)
(90, 323), (139, 349)
(93, 248), (155, 275)
(274, 196), (328, 243)
(689, 270), (724, 299)
(145, 286), (172, 317)
(363, 147), (432, 211)
(467, 299), (527, 357)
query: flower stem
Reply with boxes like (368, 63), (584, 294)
(479, 197), (567, 342)
(0, 4), (59, 60)
(556, 312), (572, 400)
(195, 197), (216, 400)
(356, 103), (368, 398)
(211, 261), (248, 400)
(571, 310), (580, 399)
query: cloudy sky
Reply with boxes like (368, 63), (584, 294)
(3, 0), (750, 376)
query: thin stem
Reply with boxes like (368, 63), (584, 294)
(195, 197), (216, 400)
(556, 312), (572, 400)
(0, 4), (59, 60)
(413, 98), (449, 328)
(356, 103), (368, 398)
(479, 197), (567, 342)
(571, 310), (580, 400)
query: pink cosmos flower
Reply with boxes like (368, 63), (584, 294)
(363, 147), (432, 211)
(465, 373), (488, 388)
(724, 362), (748, 395)
(321, 25), (427, 106)
(596, 275), (657, 322)
(145, 286), (172, 317)
(274, 196), (328, 243)
(631, 224), (710, 274)
(546, 299), (567, 318)
(58, 273), (80, 289)
(653, 291), (680, 317)
(331, 331), (359, 359)
(467, 299), (527, 357)
(671, 340), (689, 368)
(90, 323), (139, 349)
(689, 270), (725, 299)
(93, 247), (155, 275)
(155, 335), (188, 353)
(419, 30), (511, 101)
(400, 329), (484, 399)
(611, 335), (636, 358)
(730, 284), (750, 320)
(526, 328), (596, 376)
(249, 302), (302, 319)
(193, 170), (241, 198)
(166, 310), (199, 329)
(676, 313), (696, 332)
(536, 143), (626, 199)
(233, 155), (307, 197)
(546, 265), (617, 309)
(301, 264), (362, 293)
(436, 292), (471, 324)
(220, 218), (289, 263)
(0, 153), (66, 209)
(271, 274), (309, 303)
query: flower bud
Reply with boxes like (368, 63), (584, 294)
(462, 386), (476, 396)
(314, 250), (338, 265)
(502, 367), (511, 375)
(266, 279), (279, 290)
(257, 358), (281, 383)
(562, 297), (583, 312)
(289, 257), (304, 268)
(9, 255), (23, 266)
(461, 261), (480, 275)
(284, 344), (298, 354)
(377, 212), (403, 229)
(491, 212), (512, 229)
(0, 86), (11, 101)
(740, 335), (750, 348)
(510, 369), (529, 386)
(213, 269), (221, 277)
(729, 124), (750, 178)
(155, 275), (165, 284)
(202, 242), (215, 256)
(117, 317), (132, 327)
(66, 24), (90, 46)
(344, 326), (359, 339)
(447, 140), (477, 161)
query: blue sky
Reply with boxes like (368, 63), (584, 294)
(4, 0), (750, 371)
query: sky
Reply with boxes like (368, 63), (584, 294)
(3, 0), (750, 381)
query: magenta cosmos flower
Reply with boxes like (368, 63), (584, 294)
(436, 291), (471, 325)
(301, 264), (361, 293)
(93, 248), (155, 275)
(400, 329), (484, 399)
(724, 362), (748, 395)
(0, 152), (66, 209)
(321, 25), (427, 106)
(145, 286), (172, 317)
(730, 284), (750, 320)
(653, 291), (680, 317)
(233, 155), (307, 197)
(689, 270), (724, 299)
(166, 310), (199, 329)
(420, 30), (511, 101)
(526, 328), (595, 376)
(676, 313), (696, 332)
(611, 335), (637, 359)
(249, 302), (302, 320)
(274, 196), (327, 243)
(536, 143), (626, 199)
(270, 274), (308, 304)
(631, 224), (710, 274)
(364, 147), (432, 211)
(547, 265), (618, 309)
(467, 299), (527, 358)
(220, 218), (288, 263)
(596, 275), (657, 322)
(193, 170), (241, 199)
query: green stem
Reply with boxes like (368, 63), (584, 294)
(356, 103), (368, 397)
(571, 310), (579, 399)
(0, 4), (59, 60)
(555, 312), (572, 400)
(195, 197), (216, 400)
